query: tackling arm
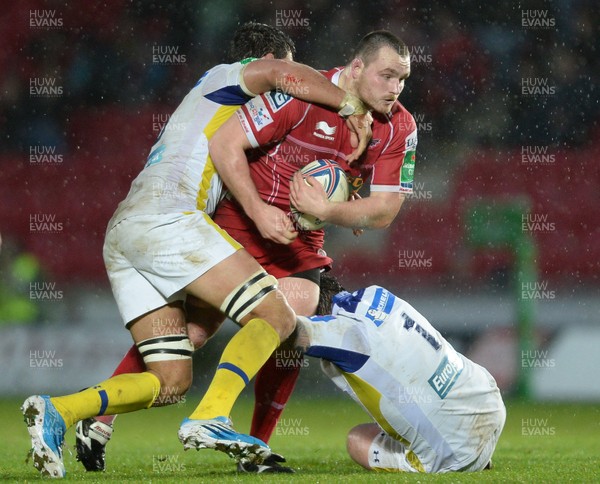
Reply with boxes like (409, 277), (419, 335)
(242, 59), (371, 162)
(208, 115), (298, 245)
(243, 59), (362, 114)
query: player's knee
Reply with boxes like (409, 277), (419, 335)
(346, 424), (376, 470)
(220, 270), (296, 339)
(186, 323), (211, 350)
(246, 290), (296, 340)
(136, 334), (194, 404)
(346, 425), (362, 459)
(186, 299), (225, 349)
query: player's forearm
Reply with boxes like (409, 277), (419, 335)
(209, 142), (264, 218)
(247, 59), (346, 111)
(321, 194), (404, 229)
(274, 61), (345, 109)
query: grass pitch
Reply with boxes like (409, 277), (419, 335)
(1, 396), (598, 482)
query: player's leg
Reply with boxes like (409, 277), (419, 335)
(178, 248), (297, 463)
(24, 213), (199, 477)
(237, 272), (318, 473)
(250, 272), (319, 442)
(347, 423), (415, 472)
(460, 396), (506, 472)
(347, 423), (382, 469)
(76, 296), (225, 472)
(185, 295), (227, 348)
(22, 304), (191, 478)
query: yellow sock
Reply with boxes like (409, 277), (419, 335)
(189, 318), (280, 420)
(50, 372), (161, 429)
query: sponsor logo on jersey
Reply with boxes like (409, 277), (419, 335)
(364, 288), (395, 327)
(266, 90), (293, 112)
(405, 129), (418, 151)
(368, 138), (381, 149)
(428, 354), (463, 399)
(348, 175), (364, 192)
(400, 151), (416, 191)
(247, 98), (273, 131)
(313, 121), (337, 141)
(145, 144), (166, 167)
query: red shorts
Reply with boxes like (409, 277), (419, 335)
(213, 199), (332, 278)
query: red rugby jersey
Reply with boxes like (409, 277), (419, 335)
(235, 67), (418, 213)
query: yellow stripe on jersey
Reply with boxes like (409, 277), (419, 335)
(203, 104), (240, 139)
(342, 371), (426, 473)
(196, 104), (240, 211)
(196, 155), (217, 212)
(201, 212), (243, 250)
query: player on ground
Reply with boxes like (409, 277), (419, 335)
(294, 284), (506, 473)
(21, 22), (370, 478)
(208, 30), (417, 457)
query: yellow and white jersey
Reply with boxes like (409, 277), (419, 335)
(302, 286), (505, 473)
(109, 59), (256, 228)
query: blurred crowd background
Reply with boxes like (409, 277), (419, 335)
(1, 1), (598, 397)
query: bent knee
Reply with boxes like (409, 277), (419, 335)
(186, 324), (210, 350)
(347, 424), (380, 470)
(246, 291), (296, 340)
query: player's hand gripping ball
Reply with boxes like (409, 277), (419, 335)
(290, 159), (349, 230)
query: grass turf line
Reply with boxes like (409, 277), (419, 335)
(2, 396), (599, 482)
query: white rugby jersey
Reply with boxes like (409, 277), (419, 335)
(303, 286), (505, 473)
(109, 59), (256, 228)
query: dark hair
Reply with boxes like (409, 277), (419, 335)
(228, 21), (296, 61)
(316, 272), (347, 316)
(351, 30), (409, 66)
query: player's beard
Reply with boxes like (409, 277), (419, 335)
(355, 79), (396, 115)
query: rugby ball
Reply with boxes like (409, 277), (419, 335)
(290, 159), (349, 230)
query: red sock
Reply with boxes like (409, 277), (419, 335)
(95, 345), (146, 426)
(110, 344), (145, 376)
(250, 353), (302, 443)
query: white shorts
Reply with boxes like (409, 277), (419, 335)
(367, 404), (505, 473)
(367, 431), (419, 472)
(103, 211), (242, 324)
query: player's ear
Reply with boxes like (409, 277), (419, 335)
(350, 58), (364, 78)
(262, 52), (276, 60)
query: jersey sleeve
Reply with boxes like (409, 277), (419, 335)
(302, 316), (371, 373)
(235, 91), (309, 148)
(370, 112), (418, 194)
(197, 61), (256, 106)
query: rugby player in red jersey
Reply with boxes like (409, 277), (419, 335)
(208, 30), (417, 472)
(53, 22), (371, 475)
